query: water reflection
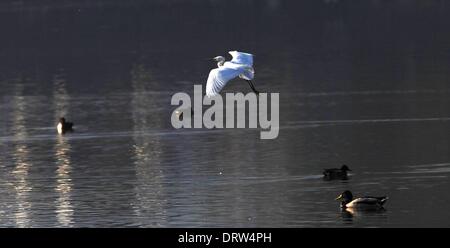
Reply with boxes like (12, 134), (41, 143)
(11, 92), (32, 227)
(54, 136), (74, 227)
(53, 70), (74, 227)
(130, 64), (168, 226)
(340, 208), (388, 225)
(12, 144), (32, 227)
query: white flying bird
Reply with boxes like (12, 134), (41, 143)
(205, 51), (259, 97)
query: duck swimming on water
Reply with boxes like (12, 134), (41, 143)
(336, 190), (388, 210)
(57, 117), (74, 134)
(323, 164), (351, 180)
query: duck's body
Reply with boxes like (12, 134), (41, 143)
(336, 191), (388, 210)
(323, 165), (351, 180)
(57, 117), (73, 134)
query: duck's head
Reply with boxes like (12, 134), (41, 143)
(336, 190), (353, 207)
(213, 56), (225, 66)
(340, 165), (351, 171)
(59, 117), (66, 124)
(213, 56), (225, 62)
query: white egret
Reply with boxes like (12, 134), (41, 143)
(205, 51), (259, 97)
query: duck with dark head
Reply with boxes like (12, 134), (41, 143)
(57, 117), (74, 134)
(336, 190), (388, 210)
(323, 164), (351, 180)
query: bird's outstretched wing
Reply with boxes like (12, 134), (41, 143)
(206, 66), (243, 97)
(229, 51), (253, 66)
(239, 67), (254, 81)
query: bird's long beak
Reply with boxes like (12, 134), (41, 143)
(335, 194), (343, 201)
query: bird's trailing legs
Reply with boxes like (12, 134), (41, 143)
(246, 80), (259, 95)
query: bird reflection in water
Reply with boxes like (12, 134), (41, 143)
(340, 207), (387, 224)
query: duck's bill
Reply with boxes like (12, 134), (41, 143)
(335, 195), (343, 200)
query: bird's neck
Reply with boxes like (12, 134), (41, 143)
(340, 196), (352, 207)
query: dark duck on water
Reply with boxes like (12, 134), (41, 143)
(57, 117), (74, 134)
(323, 164), (351, 180)
(336, 190), (388, 210)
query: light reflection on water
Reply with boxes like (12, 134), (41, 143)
(131, 63), (168, 227)
(11, 94), (33, 228)
(53, 74), (74, 227)
(54, 136), (74, 227)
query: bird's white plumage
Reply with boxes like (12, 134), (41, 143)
(345, 197), (386, 208)
(229, 51), (253, 66)
(206, 51), (255, 97)
(57, 122), (63, 134)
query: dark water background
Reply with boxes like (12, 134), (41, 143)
(0, 0), (449, 227)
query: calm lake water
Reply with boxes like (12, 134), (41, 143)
(1, 0), (449, 227)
